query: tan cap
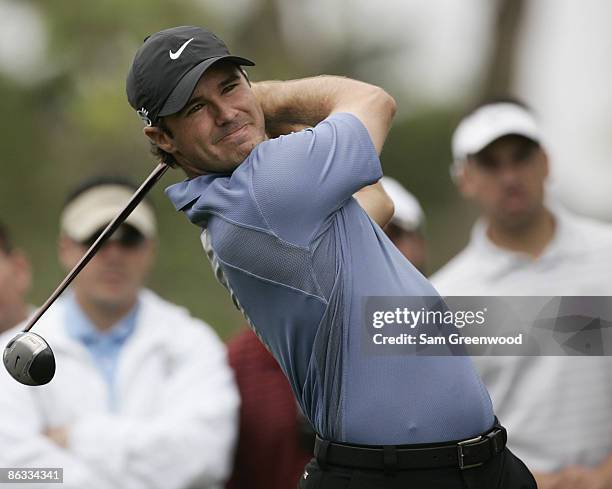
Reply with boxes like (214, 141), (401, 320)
(60, 185), (156, 242)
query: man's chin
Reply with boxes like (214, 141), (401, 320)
(227, 141), (260, 169)
(91, 290), (133, 310)
(497, 209), (539, 231)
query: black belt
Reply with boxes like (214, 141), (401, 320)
(314, 423), (507, 471)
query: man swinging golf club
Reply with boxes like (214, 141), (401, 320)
(126, 25), (538, 489)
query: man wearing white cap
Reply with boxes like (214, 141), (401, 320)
(380, 176), (427, 274)
(431, 98), (612, 488)
(0, 176), (239, 489)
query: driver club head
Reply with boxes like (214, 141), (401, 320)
(3, 332), (56, 386)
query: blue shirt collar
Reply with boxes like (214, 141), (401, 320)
(64, 291), (139, 345)
(165, 174), (228, 211)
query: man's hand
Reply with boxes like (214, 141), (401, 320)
(533, 457), (612, 489)
(44, 426), (70, 449)
(533, 471), (562, 489)
(553, 466), (607, 489)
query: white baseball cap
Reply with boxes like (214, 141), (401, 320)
(60, 184), (156, 242)
(380, 176), (425, 232)
(451, 102), (541, 172)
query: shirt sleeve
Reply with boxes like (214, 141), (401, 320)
(249, 113), (383, 246)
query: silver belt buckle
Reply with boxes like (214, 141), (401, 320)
(457, 435), (483, 470)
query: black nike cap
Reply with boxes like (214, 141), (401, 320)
(126, 26), (255, 126)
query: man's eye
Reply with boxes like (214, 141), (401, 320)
(514, 146), (534, 162)
(223, 84), (238, 95)
(475, 157), (497, 170)
(188, 103), (205, 115)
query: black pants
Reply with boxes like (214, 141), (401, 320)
(298, 448), (537, 489)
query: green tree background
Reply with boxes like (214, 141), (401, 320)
(0, 0), (520, 338)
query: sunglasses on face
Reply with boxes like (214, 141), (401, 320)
(81, 225), (146, 250)
(472, 139), (540, 171)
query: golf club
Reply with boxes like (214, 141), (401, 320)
(3, 162), (169, 386)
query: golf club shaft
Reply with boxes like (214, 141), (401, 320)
(22, 163), (170, 333)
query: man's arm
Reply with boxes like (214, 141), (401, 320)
(253, 75), (397, 155)
(252, 77), (396, 227)
(353, 182), (394, 228)
(0, 359), (111, 488)
(253, 117), (395, 227)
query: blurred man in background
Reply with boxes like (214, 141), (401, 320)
(432, 98), (612, 489)
(380, 176), (427, 274)
(0, 176), (239, 489)
(0, 221), (31, 333)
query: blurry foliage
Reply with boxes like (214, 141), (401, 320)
(1, 0), (480, 338)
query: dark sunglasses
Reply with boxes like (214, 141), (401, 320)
(81, 225), (146, 250)
(472, 138), (540, 170)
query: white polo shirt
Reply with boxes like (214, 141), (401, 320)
(431, 206), (612, 472)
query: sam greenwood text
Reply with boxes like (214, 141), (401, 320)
(372, 333), (524, 346)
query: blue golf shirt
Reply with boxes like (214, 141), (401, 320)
(166, 113), (493, 444)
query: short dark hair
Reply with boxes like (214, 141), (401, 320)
(0, 221), (13, 254)
(63, 175), (154, 211)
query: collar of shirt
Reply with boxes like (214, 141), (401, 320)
(165, 174), (227, 212)
(469, 204), (579, 269)
(64, 291), (139, 346)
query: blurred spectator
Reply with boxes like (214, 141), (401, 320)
(0, 221), (31, 333)
(0, 176), (239, 489)
(380, 176), (427, 273)
(431, 98), (612, 489)
(226, 329), (313, 489)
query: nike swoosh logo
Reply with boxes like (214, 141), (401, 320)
(169, 38), (194, 60)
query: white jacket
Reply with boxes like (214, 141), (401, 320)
(0, 289), (239, 489)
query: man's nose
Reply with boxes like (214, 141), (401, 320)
(497, 160), (522, 183)
(214, 101), (238, 125)
(97, 241), (125, 259)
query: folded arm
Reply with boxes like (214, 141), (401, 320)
(66, 330), (239, 489)
(0, 368), (112, 488)
(532, 454), (612, 489)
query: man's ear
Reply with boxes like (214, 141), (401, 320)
(143, 125), (176, 154)
(456, 162), (476, 199)
(57, 235), (78, 271)
(11, 250), (31, 295)
(539, 148), (550, 179)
